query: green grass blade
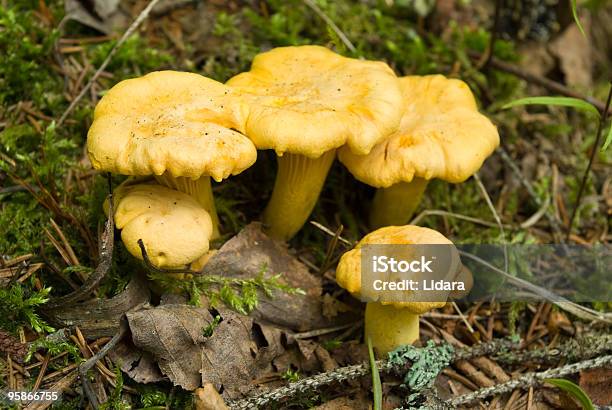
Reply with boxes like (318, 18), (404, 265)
(368, 337), (382, 410)
(544, 378), (594, 410)
(570, 0), (587, 39)
(601, 125), (612, 151)
(502, 97), (600, 117)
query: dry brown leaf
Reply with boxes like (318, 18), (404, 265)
(579, 367), (612, 406)
(47, 274), (150, 339)
(64, 0), (127, 34)
(194, 383), (229, 410)
(110, 338), (165, 384)
(124, 303), (284, 399)
(549, 22), (593, 88)
(127, 304), (212, 390)
(312, 395), (370, 410)
(202, 223), (350, 331)
(199, 308), (262, 398)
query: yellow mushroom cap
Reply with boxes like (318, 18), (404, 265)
(335, 225), (456, 313)
(338, 75), (500, 187)
(226, 45), (404, 157)
(87, 71), (256, 182)
(113, 182), (213, 268)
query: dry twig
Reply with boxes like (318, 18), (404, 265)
(57, 0), (163, 126)
(229, 339), (516, 409)
(45, 194), (113, 308)
(566, 82), (612, 240)
(302, 0), (356, 53)
(449, 354), (612, 406)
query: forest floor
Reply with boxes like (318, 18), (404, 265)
(0, 0), (611, 409)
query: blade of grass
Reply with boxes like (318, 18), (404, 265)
(502, 96), (600, 116)
(601, 125), (612, 151)
(570, 0), (587, 39)
(545, 378), (594, 410)
(367, 337), (382, 410)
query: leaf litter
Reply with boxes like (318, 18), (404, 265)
(108, 223), (350, 399)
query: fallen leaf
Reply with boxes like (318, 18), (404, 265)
(541, 386), (582, 410)
(331, 340), (369, 367)
(199, 308), (262, 398)
(125, 303), (284, 398)
(127, 304), (211, 390)
(194, 383), (229, 410)
(110, 338), (165, 384)
(518, 42), (556, 78)
(579, 367), (612, 405)
(314, 345), (338, 372)
(46, 274), (150, 339)
(202, 223), (350, 331)
(549, 22), (593, 88)
(321, 293), (353, 320)
(64, 0), (127, 34)
(312, 395), (369, 410)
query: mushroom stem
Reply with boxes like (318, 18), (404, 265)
(154, 173), (220, 238)
(365, 302), (419, 354)
(369, 178), (429, 229)
(263, 150), (336, 240)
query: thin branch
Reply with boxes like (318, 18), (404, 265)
(410, 209), (513, 229)
(458, 250), (612, 323)
(232, 334), (611, 409)
(477, 0), (503, 70)
(79, 319), (128, 409)
(302, 0), (357, 53)
(566, 81), (612, 241)
(45, 193), (114, 308)
(470, 52), (610, 114)
(449, 354), (612, 406)
(493, 333), (612, 365)
(473, 173), (508, 272)
(57, 0), (163, 126)
(496, 147), (566, 242)
(229, 339), (517, 409)
(310, 221), (353, 246)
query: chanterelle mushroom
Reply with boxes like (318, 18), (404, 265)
(227, 45), (404, 240)
(338, 75), (499, 228)
(87, 71), (256, 238)
(111, 181), (213, 268)
(335, 225), (465, 354)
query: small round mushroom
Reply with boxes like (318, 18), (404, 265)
(335, 225), (464, 354)
(111, 181), (213, 268)
(227, 46), (404, 240)
(87, 71), (256, 238)
(338, 75), (499, 228)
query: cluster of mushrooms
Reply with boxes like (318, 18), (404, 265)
(87, 45), (499, 353)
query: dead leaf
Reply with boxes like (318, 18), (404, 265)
(127, 304), (211, 390)
(331, 340), (368, 367)
(549, 22), (593, 88)
(518, 42), (556, 78)
(579, 367), (612, 405)
(541, 386), (582, 410)
(46, 274), (150, 339)
(312, 395), (369, 410)
(64, 0), (127, 34)
(125, 303), (283, 399)
(110, 338), (165, 384)
(194, 383), (229, 410)
(199, 308), (262, 398)
(202, 223), (351, 331)
(314, 345), (338, 372)
(321, 293), (353, 320)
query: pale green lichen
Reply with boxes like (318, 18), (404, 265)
(388, 341), (454, 408)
